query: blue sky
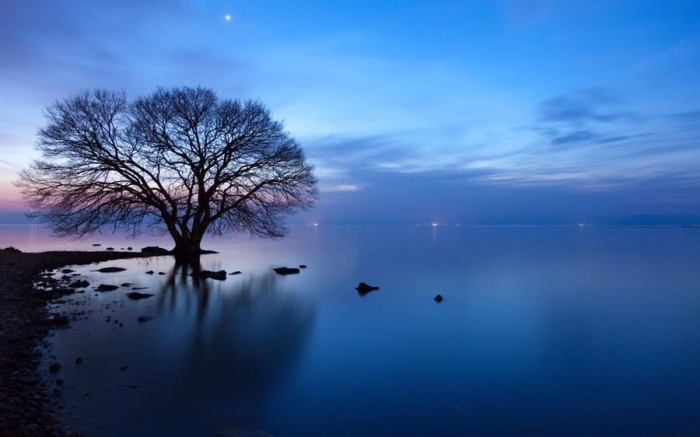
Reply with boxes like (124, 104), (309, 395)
(1, 0), (699, 224)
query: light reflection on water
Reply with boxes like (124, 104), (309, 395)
(6, 225), (699, 435)
(46, 256), (315, 436)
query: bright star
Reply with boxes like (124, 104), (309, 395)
(224, 14), (231, 21)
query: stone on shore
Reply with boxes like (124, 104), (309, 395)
(49, 314), (69, 327)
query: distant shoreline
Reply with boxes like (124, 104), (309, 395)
(0, 249), (150, 435)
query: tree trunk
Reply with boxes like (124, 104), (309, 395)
(172, 235), (204, 256)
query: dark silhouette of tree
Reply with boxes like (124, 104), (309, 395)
(18, 87), (317, 255)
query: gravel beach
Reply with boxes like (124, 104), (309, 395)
(0, 249), (149, 436)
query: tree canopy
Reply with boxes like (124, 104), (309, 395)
(18, 86), (317, 254)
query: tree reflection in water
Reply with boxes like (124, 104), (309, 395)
(156, 256), (316, 401)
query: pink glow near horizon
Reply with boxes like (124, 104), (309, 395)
(0, 182), (25, 212)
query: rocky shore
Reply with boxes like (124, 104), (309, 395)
(0, 249), (148, 436)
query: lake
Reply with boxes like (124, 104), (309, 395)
(4, 225), (700, 435)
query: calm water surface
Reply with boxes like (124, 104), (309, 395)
(3, 225), (700, 435)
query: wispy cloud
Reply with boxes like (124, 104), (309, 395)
(320, 183), (365, 193)
(538, 89), (640, 125)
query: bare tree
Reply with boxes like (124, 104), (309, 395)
(18, 87), (317, 255)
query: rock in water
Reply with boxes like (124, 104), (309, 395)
(96, 267), (126, 273)
(434, 294), (444, 303)
(273, 267), (301, 275)
(191, 270), (227, 280)
(49, 362), (61, 373)
(356, 282), (380, 295)
(145, 270), (154, 275)
(52, 287), (76, 296)
(229, 271), (242, 275)
(69, 280), (90, 288)
(137, 315), (154, 323)
(126, 292), (154, 300)
(141, 246), (170, 256)
(96, 284), (119, 292)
